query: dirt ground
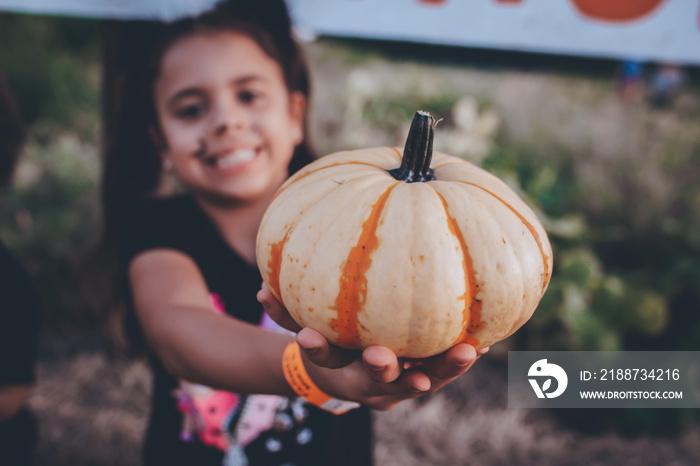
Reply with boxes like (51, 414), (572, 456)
(29, 329), (700, 466)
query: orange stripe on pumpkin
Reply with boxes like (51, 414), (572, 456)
(267, 228), (293, 304)
(330, 183), (398, 348)
(432, 161), (462, 171)
(272, 161), (385, 203)
(456, 181), (551, 291)
(434, 190), (482, 347)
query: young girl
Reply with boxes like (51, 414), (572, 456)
(97, 2), (486, 464)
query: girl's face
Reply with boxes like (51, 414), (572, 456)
(153, 30), (305, 204)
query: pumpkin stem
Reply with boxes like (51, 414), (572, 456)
(390, 110), (436, 183)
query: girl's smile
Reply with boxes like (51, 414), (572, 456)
(152, 30), (305, 204)
(198, 144), (259, 172)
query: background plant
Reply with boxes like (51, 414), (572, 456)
(0, 13), (101, 326)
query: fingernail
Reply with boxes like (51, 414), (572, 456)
(367, 363), (386, 372)
(410, 382), (428, 393)
(298, 341), (320, 355)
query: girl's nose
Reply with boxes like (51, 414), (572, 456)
(211, 101), (245, 137)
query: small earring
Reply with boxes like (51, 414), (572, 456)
(162, 159), (173, 172)
(292, 128), (303, 142)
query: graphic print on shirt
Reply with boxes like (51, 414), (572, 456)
(174, 293), (314, 465)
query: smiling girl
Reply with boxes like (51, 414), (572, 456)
(96, 1), (484, 465)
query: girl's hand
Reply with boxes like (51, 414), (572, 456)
(258, 283), (489, 410)
(299, 327), (488, 411)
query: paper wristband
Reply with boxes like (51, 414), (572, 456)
(282, 340), (360, 415)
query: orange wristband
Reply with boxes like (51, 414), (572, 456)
(282, 340), (360, 415)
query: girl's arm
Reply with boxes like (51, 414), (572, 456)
(130, 249), (485, 410)
(130, 249), (295, 396)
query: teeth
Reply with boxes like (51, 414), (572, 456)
(215, 149), (256, 168)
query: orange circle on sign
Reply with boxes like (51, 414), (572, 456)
(571, 0), (667, 22)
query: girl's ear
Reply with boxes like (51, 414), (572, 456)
(289, 91), (306, 145)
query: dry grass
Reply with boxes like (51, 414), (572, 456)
(30, 334), (700, 465)
(30, 332), (150, 466)
(374, 357), (700, 466)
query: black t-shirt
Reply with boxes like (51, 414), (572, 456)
(0, 239), (40, 465)
(120, 195), (373, 466)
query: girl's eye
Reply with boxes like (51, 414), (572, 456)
(238, 90), (261, 104)
(175, 103), (206, 119)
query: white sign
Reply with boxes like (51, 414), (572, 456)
(0, 0), (220, 21)
(287, 0), (700, 65)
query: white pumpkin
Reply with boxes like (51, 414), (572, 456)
(257, 111), (552, 358)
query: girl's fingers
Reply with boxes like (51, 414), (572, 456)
(355, 370), (429, 408)
(423, 343), (478, 381)
(296, 328), (356, 369)
(372, 344), (488, 401)
(397, 369), (432, 394)
(257, 284), (302, 332)
(362, 345), (402, 383)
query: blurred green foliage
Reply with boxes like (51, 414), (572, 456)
(481, 138), (700, 354)
(363, 94), (459, 134)
(0, 13), (101, 326)
(477, 106), (700, 434)
(0, 13), (100, 134)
